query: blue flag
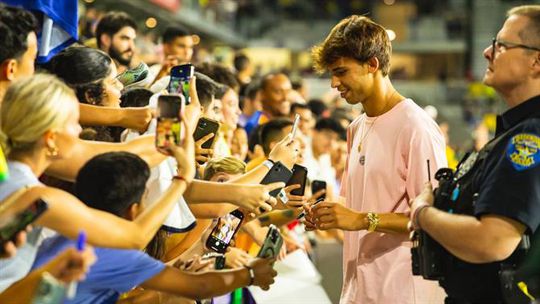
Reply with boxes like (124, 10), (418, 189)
(1, 0), (78, 63)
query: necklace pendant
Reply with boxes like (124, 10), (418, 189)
(358, 143), (362, 152)
(359, 155), (365, 165)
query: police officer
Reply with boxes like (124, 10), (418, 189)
(410, 5), (540, 303)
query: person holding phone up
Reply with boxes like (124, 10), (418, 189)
(304, 16), (447, 303)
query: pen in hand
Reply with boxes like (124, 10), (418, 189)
(66, 231), (86, 299)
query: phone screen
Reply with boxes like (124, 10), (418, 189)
(287, 164), (308, 196)
(207, 210), (244, 253)
(0, 199), (48, 246)
(168, 64), (194, 104)
(156, 95), (182, 149)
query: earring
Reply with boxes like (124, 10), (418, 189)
(46, 145), (59, 157)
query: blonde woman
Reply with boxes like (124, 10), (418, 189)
(0, 74), (195, 292)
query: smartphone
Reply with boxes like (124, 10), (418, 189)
(0, 198), (48, 252)
(286, 164), (308, 196)
(156, 94), (183, 149)
(291, 113), (300, 139)
(168, 64), (194, 104)
(311, 180), (327, 201)
(31, 272), (66, 304)
(260, 161), (293, 197)
(257, 224), (283, 259)
(202, 252), (226, 270)
(193, 117), (220, 149)
(206, 210), (244, 254)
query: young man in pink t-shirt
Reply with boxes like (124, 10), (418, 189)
(305, 16), (447, 303)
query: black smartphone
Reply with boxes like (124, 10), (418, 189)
(156, 94), (182, 149)
(287, 164), (308, 196)
(260, 161), (293, 198)
(311, 180), (327, 201)
(168, 64), (194, 104)
(0, 198), (48, 251)
(193, 117), (220, 149)
(206, 209), (244, 254)
(257, 224), (283, 259)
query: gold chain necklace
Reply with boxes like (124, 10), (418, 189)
(357, 117), (378, 152)
(357, 90), (398, 153)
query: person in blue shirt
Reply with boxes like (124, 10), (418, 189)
(33, 152), (277, 304)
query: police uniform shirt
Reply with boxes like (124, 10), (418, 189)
(442, 95), (540, 302)
(475, 95), (540, 235)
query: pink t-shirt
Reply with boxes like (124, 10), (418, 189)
(340, 99), (447, 304)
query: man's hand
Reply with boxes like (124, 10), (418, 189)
(276, 184), (306, 209)
(246, 258), (277, 290)
(155, 55), (181, 82)
(225, 247), (251, 268)
(45, 246), (96, 283)
(409, 182), (434, 231)
(0, 229), (29, 259)
(174, 255), (213, 272)
(165, 114), (196, 182)
(311, 202), (364, 231)
(121, 107), (155, 133)
(184, 76), (201, 132)
(268, 134), (300, 169)
(195, 133), (215, 164)
(237, 182), (284, 214)
(301, 189), (327, 231)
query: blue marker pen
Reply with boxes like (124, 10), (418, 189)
(66, 231), (86, 299)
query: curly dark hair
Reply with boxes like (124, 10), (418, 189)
(47, 47), (112, 105)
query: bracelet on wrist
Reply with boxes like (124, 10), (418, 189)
(366, 212), (380, 232)
(262, 159), (275, 170)
(245, 266), (255, 286)
(412, 203), (431, 231)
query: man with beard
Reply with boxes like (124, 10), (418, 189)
(96, 11), (137, 73)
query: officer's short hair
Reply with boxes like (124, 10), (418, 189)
(508, 5), (540, 47)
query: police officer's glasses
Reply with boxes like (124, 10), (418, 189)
(491, 37), (540, 59)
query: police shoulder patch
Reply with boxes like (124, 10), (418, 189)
(506, 133), (540, 171)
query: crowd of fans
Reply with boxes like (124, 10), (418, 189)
(0, 3), (353, 303)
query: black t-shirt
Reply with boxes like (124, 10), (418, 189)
(440, 95), (540, 302)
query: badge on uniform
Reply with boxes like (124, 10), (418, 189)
(506, 133), (540, 171)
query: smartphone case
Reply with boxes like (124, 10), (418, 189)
(260, 161), (293, 197)
(193, 118), (220, 149)
(287, 164), (308, 196)
(257, 224), (284, 259)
